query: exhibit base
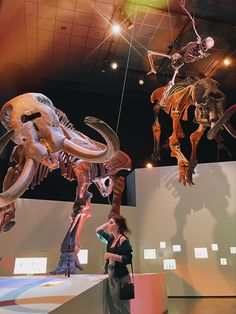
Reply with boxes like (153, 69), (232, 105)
(0, 273), (168, 313)
(131, 273), (168, 314)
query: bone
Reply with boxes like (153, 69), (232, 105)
(207, 104), (236, 140)
(0, 130), (14, 154)
(0, 159), (36, 208)
(223, 121), (236, 139)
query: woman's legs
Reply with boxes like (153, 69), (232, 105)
(107, 279), (120, 314)
(107, 275), (131, 314)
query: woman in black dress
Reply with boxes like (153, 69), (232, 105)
(96, 214), (133, 314)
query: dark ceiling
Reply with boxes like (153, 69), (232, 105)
(0, 0), (235, 203)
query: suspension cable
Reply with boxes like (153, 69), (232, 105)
(115, 4), (138, 134)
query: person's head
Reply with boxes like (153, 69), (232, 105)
(107, 214), (131, 235)
(201, 37), (214, 51)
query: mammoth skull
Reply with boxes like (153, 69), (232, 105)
(0, 93), (120, 208)
(192, 78), (236, 139)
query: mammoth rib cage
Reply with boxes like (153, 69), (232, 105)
(55, 108), (75, 130)
(31, 163), (50, 188)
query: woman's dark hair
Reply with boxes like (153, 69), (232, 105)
(110, 214), (131, 235)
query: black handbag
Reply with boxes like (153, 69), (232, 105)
(120, 261), (135, 300)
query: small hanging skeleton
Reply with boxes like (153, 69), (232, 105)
(147, 0), (214, 106)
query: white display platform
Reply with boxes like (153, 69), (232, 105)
(0, 274), (107, 314)
(0, 273), (168, 314)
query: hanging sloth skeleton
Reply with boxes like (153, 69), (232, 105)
(0, 93), (131, 272)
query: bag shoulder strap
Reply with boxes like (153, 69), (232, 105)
(130, 258), (134, 284)
(118, 235), (134, 284)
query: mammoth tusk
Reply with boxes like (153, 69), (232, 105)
(0, 130), (14, 154)
(207, 104), (236, 140)
(223, 121), (236, 139)
(61, 116), (120, 163)
(0, 158), (36, 208)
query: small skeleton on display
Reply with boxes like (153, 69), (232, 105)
(147, 0), (214, 106)
(147, 37), (214, 77)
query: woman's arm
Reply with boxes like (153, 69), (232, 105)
(104, 252), (122, 263)
(104, 238), (133, 264)
(96, 222), (110, 244)
(96, 222), (108, 233)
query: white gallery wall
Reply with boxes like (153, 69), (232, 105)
(0, 161), (235, 296)
(133, 161), (236, 296)
(0, 200), (139, 278)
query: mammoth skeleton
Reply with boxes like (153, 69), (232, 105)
(150, 77), (236, 186)
(0, 93), (131, 246)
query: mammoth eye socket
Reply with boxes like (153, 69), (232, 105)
(104, 178), (110, 187)
(21, 112), (41, 123)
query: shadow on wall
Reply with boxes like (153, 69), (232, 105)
(164, 162), (234, 295)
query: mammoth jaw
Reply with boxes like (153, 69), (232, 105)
(0, 159), (36, 208)
(94, 177), (113, 197)
(61, 116), (120, 163)
(194, 105), (210, 127)
(207, 104), (236, 140)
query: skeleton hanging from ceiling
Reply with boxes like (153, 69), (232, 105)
(150, 77), (236, 186)
(0, 93), (132, 271)
(147, 0), (214, 106)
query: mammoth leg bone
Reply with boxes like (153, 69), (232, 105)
(151, 104), (162, 161)
(0, 203), (16, 233)
(50, 192), (92, 275)
(189, 124), (207, 183)
(51, 160), (92, 274)
(72, 193), (92, 268)
(108, 176), (125, 218)
(72, 161), (92, 209)
(169, 111), (192, 186)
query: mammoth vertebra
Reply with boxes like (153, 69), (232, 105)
(150, 77), (236, 186)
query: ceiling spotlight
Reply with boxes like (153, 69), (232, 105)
(111, 62), (118, 70)
(146, 162), (153, 169)
(112, 24), (121, 34)
(223, 58), (230, 66)
(139, 79), (144, 86)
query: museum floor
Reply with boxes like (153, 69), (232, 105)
(168, 297), (236, 314)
